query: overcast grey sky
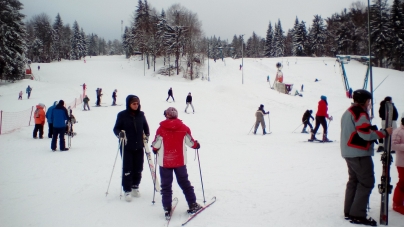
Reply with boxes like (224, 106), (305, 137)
(20, 0), (374, 42)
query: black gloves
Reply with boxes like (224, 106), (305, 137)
(119, 131), (125, 138)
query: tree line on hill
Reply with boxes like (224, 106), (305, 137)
(1, 0), (403, 82)
(210, 0), (404, 71)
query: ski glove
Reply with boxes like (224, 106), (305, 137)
(152, 148), (159, 154)
(194, 140), (201, 149)
(328, 116), (333, 121)
(119, 131), (125, 138)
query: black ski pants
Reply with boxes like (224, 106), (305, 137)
(33, 124), (44, 138)
(121, 149), (144, 192)
(344, 156), (375, 218)
(166, 95), (175, 102)
(313, 116), (327, 135)
(51, 127), (66, 150)
(48, 123), (53, 138)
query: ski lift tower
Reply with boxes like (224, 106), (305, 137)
(336, 55), (351, 97)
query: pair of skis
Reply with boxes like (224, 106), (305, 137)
(378, 101), (394, 225)
(166, 197), (216, 226)
(143, 134), (161, 192)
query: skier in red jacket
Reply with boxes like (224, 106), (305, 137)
(310, 95), (333, 142)
(151, 107), (202, 219)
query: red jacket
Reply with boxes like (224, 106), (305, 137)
(151, 118), (198, 168)
(316, 100), (329, 118)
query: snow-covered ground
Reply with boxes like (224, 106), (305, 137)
(0, 55), (403, 227)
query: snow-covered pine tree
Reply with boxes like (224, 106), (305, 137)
(60, 24), (71, 59)
(51, 13), (63, 61)
(31, 38), (43, 62)
(390, 0), (404, 70)
(80, 28), (87, 58)
(70, 21), (83, 60)
(264, 21), (274, 57)
(31, 13), (53, 62)
(292, 17), (306, 56)
(273, 19), (285, 57)
(0, 0), (27, 81)
(370, 0), (392, 67)
(308, 15), (327, 57)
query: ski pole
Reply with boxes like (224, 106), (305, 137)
(247, 123), (255, 135)
(292, 123), (303, 133)
(267, 114), (271, 133)
(196, 149), (206, 204)
(119, 130), (127, 200)
(152, 153), (158, 204)
(105, 137), (122, 197)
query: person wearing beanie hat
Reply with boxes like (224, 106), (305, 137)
(112, 89), (117, 106)
(391, 112), (404, 215)
(166, 87), (175, 102)
(310, 95), (333, 142)
(254, 104), (269, 135)
(33, 103), (46, 139)
(340, 89), (392, 225)
(377, 96), (399, 152)
(184, 92), (195, 113)
(151, 107), (202, 218)
(46, 101), (58, 138)
(113, 95), (150, 202)
(51, 100), (69, 151)
(301, 110), (314, 133)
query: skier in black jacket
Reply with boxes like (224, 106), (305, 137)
(377, 96), (399, 152)
(113, 95), (150, 202)
(166, 87), (175, 102)
(184, 92), (194, 113)
(301, 110), (314, 133)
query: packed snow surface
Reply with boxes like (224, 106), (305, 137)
(0, 55), (403, 227)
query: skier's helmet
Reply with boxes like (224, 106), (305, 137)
(276, 62), (282, 69)
(353, 89), (372, 104)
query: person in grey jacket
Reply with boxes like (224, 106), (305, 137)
(340, 89), (392, 226)
(254, 104), (269, 135)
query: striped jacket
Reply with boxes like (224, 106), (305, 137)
(340, 104), (386, 158)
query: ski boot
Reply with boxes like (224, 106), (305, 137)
(263, 129), (267, 135)
(187, 202), (202, 214)
(164, 206), (172, 220)
(131, 185), (140, 197)
(308, 132), (318, 141)
(322, 134), (331, 142)
(124, 191), (132, 202)
(349, 216), (377, 226)
(301, 128), (308, 133)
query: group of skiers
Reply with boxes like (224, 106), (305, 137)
(113, 95), (202, 218)
(295, 90), (404, 224)
(32, 100), (77, 152)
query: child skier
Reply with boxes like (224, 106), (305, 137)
(151, 107), (202, 219)
(184, 92), (194, 113)
(33, 103), (46, 139)
(301, 110), (314, 133)
(166, 87), (175, 102)
(18, 91), (22, 100)
(83, 95), (90, 111)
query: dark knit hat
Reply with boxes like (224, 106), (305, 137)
(130, 96), (140, 104)
(320, 95), (327, 101)
(59, 100), (64, 106)
(165, 107), (178, 119)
